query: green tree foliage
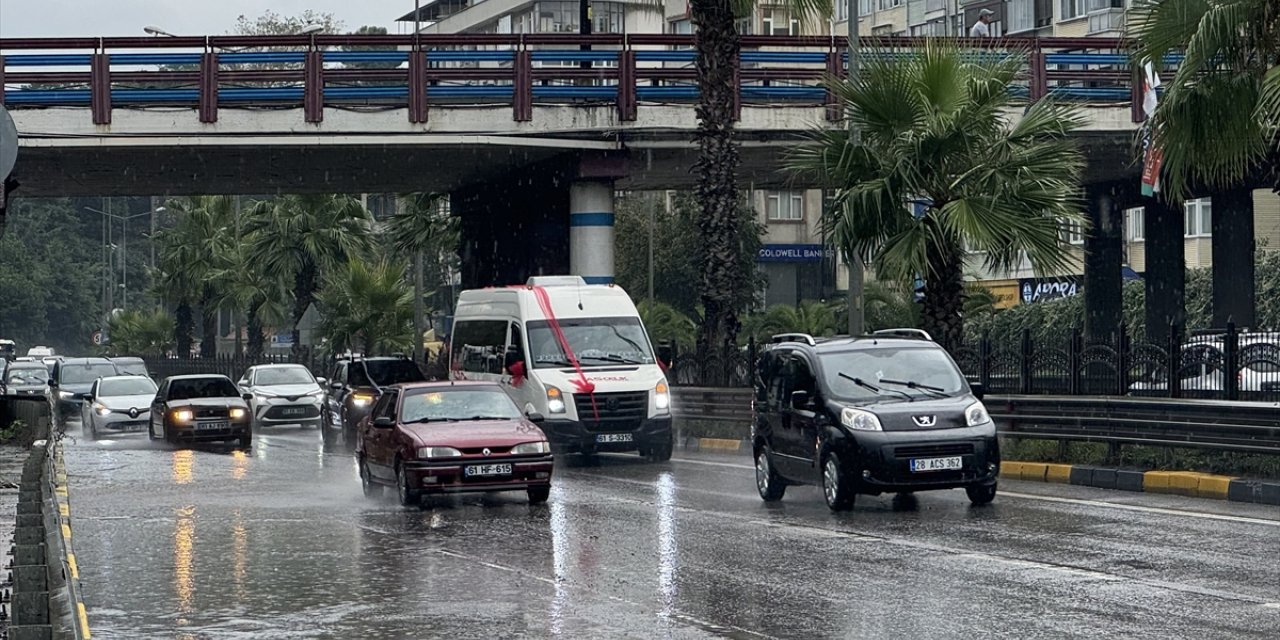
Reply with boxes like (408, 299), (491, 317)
(316, 259), (415, 355)
(155, 196), (236, 357)
(638, 300), (698, 352)
(210, 244), (291, 358)
(742, 301), (841, 343)
(233, 10), (343, 36)
(106, 308), (175, 356)
(384, 193), (460, 310)
(343, 26), (401, 71)
(791, 43), (1086, 354)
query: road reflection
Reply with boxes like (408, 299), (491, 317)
(172, 450), (194, 485)
(231, 449), (248, 481)
(174, 505), (195, 616)
(232, 509), (247, 601)
(548, 484), (570, 636)
(655, 471), (679, 618)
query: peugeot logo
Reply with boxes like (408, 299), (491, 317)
(482, 448), (491, 457)
(912, 415), (937, 427)
(128, 407), (139, 419)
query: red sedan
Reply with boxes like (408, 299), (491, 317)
(356, 381), (554, 506)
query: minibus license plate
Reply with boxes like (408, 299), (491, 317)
(910, 456), (962, 472)
(596, 433), (633, 444)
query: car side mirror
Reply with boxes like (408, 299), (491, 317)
(373, 416), (395, 428)
(790, 390), (810, 409)
(330, 381), (343, 390)
(315, 377), (327, 386)
(969, 382), (985, 400)
(526, 412), (545, 424)
(242, 393), (253, 401)
(48, 379), (58, 388)
(83, 395), (94, 402)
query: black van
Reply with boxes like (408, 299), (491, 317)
(752, 330), (999, 511)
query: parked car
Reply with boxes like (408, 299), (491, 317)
(148, 374), (252, 448)
(109, 357), (150, 377)
(752, 330), (1000, 512)
(356, 381), (554, 506)
(238, 364), (326, 429)
(82, 375), (159, 439)
(324, 356), (427, 444)
(3, 362), (52, 399)
(50, 358), (120, 422)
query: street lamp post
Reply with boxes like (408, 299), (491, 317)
(86, 204), (164, 312)
(845, 0), (865, 336)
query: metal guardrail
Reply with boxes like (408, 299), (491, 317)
(670, 388), (1280, 456)
(1, 34), (1149, 125)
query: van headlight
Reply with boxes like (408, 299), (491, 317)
(546, 386), (566, 414)
(654, 380), (670, 411)
(418, 446), (462, 459)
(840, 407), (882, 432)
(965, 402), (992, 427)
(512, 441), (551, 455)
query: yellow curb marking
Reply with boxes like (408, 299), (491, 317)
(68, 553), (79, 580)
(1044, 463), (1073, 484)
(698, 438), (743, 451)
(78, 601), (92, 638)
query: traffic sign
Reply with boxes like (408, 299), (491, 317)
(91, 331), (106, 346)
(0, 106), (16, 180)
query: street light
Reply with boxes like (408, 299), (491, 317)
(143, 25), (178, 37)
(86, 205), (165, 311)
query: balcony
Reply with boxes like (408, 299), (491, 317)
(1087, 8), (1125, 34)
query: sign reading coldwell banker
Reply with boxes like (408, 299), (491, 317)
(1019, 278), (1080, 304)
(757, 244), (827, 263)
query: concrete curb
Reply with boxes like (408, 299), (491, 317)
(52, 441), (91, 640)
(1000, 461), (1280, 505)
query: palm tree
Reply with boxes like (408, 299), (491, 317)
(316, 259), (415, 355)
(790, 43), (1086, 353)
(243, 195), (374, 353)
(210, 245), (291, 358)
(154, 196), (236, 357)
(1131, 0), (1280, 197)
(743, 301), (841, 343)
(106, 308), (175, 356)
(384, 193), (458, 362)
(638, 300), (698, 352)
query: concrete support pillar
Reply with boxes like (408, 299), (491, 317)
(1143, 197), (1185, 344)
(569, 180), (615, 284)
(1084, 183), (1124, 343)
(1211, 186), (1256, 328)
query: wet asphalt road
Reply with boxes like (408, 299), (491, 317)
(62, 426), (1280, 639)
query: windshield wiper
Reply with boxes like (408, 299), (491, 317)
(403, 417), (458, 424)
(468, 415), (512, 421)
(840, 372), (913, 402)
(583, 354), (644, 365)
(537, 358), (576, 368)
(879, 378), (950, 398)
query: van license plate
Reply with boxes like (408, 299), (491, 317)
(910, 456), (962, 472)
(596, 433), (633, 444)
(465, 464), (512, 477)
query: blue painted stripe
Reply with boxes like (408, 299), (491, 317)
(581, 276), (614, 285)
(569, 212), (615, 227)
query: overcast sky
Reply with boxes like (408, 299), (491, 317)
(0, 1), (424, 38)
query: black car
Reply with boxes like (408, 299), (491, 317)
(323, 356), (428, 445)
(752, 330), (999, 512)
(50, 357), (120, 421)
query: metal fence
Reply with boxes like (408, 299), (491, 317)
(142, 354), (309, 382)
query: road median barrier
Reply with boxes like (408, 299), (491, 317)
(999, 461), (1279, 506)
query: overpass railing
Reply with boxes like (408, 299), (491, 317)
(0, 34), (1153, 125)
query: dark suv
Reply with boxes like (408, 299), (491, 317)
(323, 356), (428, 445)
(752, 330), (999, 512)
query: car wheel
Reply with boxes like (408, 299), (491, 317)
(966, 482), (998, 506)
(238, 433), (252, 450)
(396, 462), (420, 507)
(646, 434), (673, 463)
(527, 485), (551, 504)
(359, 458), (380, 499)
(755, 446), (786, 502)
(822, 451), (856, 512)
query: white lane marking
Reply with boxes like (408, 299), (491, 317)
(672, 457), (1280, 527)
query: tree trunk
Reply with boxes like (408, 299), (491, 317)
(200, 285), (217, 358)
(175, 301), (194, 358)
(292, 261), (317, 356)
(690, 0), (743, 385)
(414, 251), (425, 366)
(919, 245), (965, 355)
(246, 304), (264, 359)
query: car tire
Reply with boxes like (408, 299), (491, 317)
(527, 485), (551, 504)
(646, 434), (673, 463)
(755, 446), (786, 502)
(359, 458), (379, 499)
(822, 451), (856, 512)
(148, 421), (159, 441)
(396, 462), (420, 507)
(238, 434), (252, 450)
(966, 482), (997, 506)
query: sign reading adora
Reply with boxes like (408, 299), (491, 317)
(1019, 277), (1080, 304)
(757, 244), (829, 263)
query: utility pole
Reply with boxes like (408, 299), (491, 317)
(122, 206), (129, 310)
(845, 0), (865, 336)
(648, 200), (655, 302)
(414, 250), (425, 366)
(234, 195), (243, 356)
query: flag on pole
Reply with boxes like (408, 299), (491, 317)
(1140, 61), (1164, 198)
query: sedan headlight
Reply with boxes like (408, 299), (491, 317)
(230, 408), (247, 420)
(172, 409), (193, 422)
(965, 401), (992, 427)
(512, 441), (551, 455)
(306, 389), (324, 397)
(546, 386), (566, 414)
(352, 393), (375, 408)
(840, 407), (883, 432)
(654, 380), (670, 411)
(94, 403), (111, 416)
(417, 446), (463, 459)
(58, 390), (73, 399)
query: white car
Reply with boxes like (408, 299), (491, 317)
(82, 375), (159, 439)
(238, 364), (326, 429)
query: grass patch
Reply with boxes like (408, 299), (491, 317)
(1001, 437), (1280, 480)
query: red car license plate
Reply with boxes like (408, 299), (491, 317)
(465, 464), (512, 477)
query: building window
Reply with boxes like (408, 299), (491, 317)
(1184, 198), (1212, 237)
(737, 17), (754, 34)
(592, 2), (625, 34)
(878, 0), (903, 10)
(761, 8), (800, 36)
(859, 0), (872, 17)
(1006, 0), (1035, 33)
(1062, 218), (1084, 245)
(766, 191), (805, 221)
(669, 18), (693, 34)
(1060, 0), (1086, 20)
(1124, 207), (1144, 242)
(537, 1), (580, 33)
(872, 25), (894, 35)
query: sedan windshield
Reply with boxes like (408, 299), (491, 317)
(6, 368), (48, 384)
(60, 363), (118, 385)
(400, 389), (521, 422)
(255, 367), (315, 386)
(168, 378), (241, 400)
(527, 317), (655, 368)
(820, 347), (967, 401)
(99, 378), (158, 397)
